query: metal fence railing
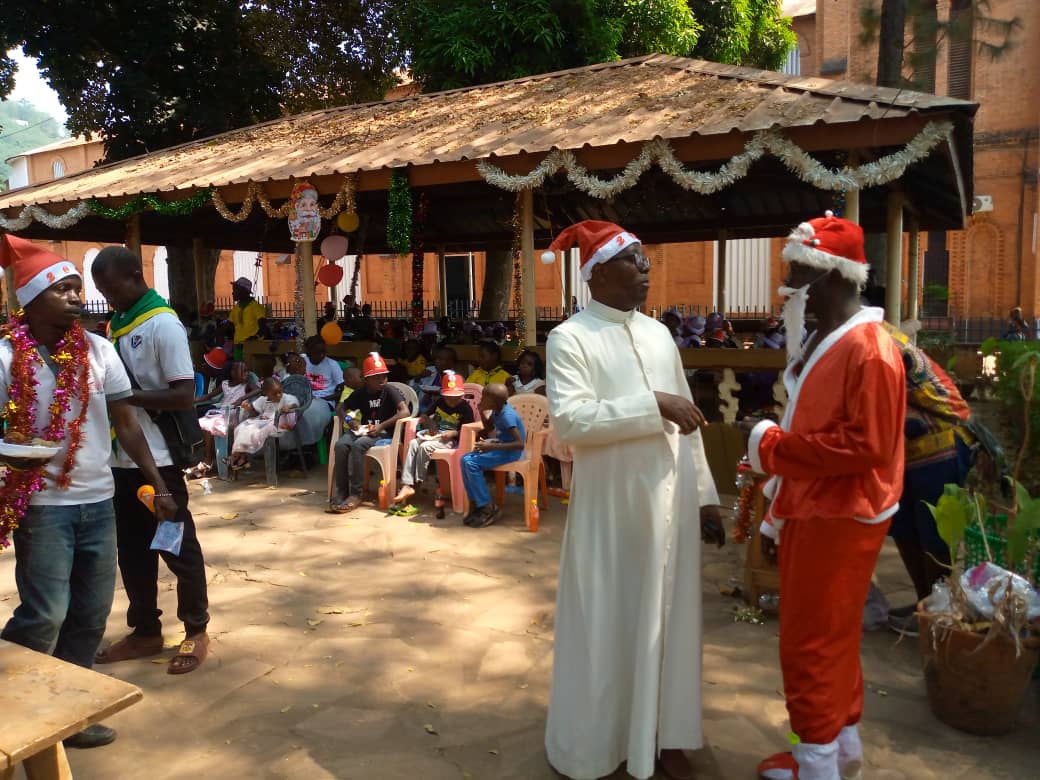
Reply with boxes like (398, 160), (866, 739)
(39, 302), (1032, 345)
(918, 316), (1027, 344)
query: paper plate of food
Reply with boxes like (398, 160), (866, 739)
(0, 433), (61, 459)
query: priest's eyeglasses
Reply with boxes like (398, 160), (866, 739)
(611, 250), (651, 273)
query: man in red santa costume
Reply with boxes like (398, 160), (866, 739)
(747, 213), (906, 780)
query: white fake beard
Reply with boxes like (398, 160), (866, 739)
(778, 285), (809, 364)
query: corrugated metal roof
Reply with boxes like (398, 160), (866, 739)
(0, 54), (975, 210)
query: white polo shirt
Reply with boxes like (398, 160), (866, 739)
(0, 332), (133, 505)
(111, 311), (196, 469)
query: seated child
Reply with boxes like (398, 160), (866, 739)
(400, 339), (428, 380)
(417, 345), (457, 413)
(227, 377), (299, 470)
(461, 383), (526, 528)
(191, 360), (258, 477)
(466, 340), (511, 386)
(329, 353), (411, 513)
(392, 371), (475, 510)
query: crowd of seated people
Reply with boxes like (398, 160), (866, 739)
(174, 308), (789, 521)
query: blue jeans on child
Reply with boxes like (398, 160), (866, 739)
(460, 449), (524, 508)
(1, 500), (117, 669)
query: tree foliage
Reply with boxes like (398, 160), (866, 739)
(243, 1), (405, 114)
(690, 0), (797, 72)
(398, 0), (795, 93)
(0, 1), (282, 162)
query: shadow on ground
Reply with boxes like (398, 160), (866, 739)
(1, 471), (1036, 779)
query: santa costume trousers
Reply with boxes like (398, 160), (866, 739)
(777, 516), (889, 745)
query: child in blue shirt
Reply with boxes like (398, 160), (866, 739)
(461, 383), (525, 528)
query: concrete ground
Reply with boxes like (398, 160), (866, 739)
(1, 471), (1037, 780)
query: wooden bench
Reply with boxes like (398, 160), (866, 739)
(0, 640), (142, 779)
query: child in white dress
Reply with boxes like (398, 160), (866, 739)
(228, 378), (299, 469)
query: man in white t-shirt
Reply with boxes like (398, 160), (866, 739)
(90, 247), (212, 677)
(303, 335), (344, 410)
(0, 235), (176, 750)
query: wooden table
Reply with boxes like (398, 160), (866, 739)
(0, 640), (142, 779)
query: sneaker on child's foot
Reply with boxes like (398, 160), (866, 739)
(474, 504), (501, 528)
(463, 506), (486, 527)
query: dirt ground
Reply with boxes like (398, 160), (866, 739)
(1, 472), (1037, 780)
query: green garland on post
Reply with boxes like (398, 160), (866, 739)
(386, 169), (412, 256)
(86, 188), (214, 220)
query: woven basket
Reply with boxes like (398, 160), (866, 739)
(917, 609), (1039, 735)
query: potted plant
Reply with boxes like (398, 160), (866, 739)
(918, 350), (1040, 736)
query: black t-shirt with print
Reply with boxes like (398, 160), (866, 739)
(343, 384), (406, 425)
(428, 397), (475, 432)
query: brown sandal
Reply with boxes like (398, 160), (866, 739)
(167, 632), (209, 675)
(95, 633), (164, 664)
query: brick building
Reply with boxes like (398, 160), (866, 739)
(790, 0), (1039, 320)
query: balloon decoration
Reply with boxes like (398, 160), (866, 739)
(337, 211), (360, 233)
(320, 234), (348, 261)
(316, 263), (344, 287)
(320, 322), (343, 345)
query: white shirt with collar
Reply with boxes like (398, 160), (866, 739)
(110, 310), (196, 468)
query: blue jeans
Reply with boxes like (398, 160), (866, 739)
(460, 449), (523, 508)
(1, 500), (117, 669)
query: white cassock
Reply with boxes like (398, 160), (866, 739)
(544, 298), (719, 780)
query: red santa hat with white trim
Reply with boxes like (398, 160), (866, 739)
(540, 220), (640, 282)
(781, 210), (869, 287)
(362, 352), (388, 377)
(0, 234), (81, 307)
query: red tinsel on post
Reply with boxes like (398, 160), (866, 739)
(410, 192), (429, 330)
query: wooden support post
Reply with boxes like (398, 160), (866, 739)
(192, 238), (206, 313)
(299, 241), (318, 337)
(885, 191), (904, 326)
(907, 214), (920, 324)
(845, 152), (860, 224)
(437, 247), (448, 317)
(716, 229), (728, 316)
(124, 213), (141, 258)
(520, 189), (537, 346)
(845, 189), (860, 224)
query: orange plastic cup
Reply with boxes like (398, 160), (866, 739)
(137, 484), (156, 513)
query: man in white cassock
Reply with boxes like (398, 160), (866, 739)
(542, 221), (724, 780)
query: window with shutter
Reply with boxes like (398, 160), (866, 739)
(947, 0), (973, 99)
